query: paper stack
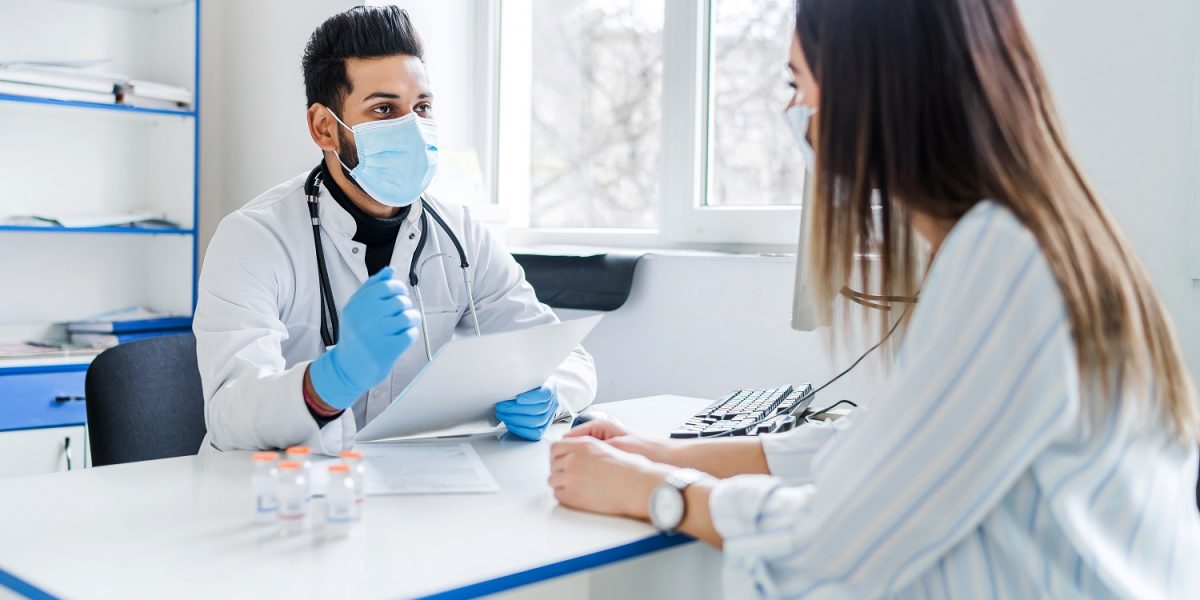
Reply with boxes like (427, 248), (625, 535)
(0, 62), (194, 110)
(0, 63), (119, 104)
(2, 211), (179, 230)
(67, 307), (192, 348)
(120, 79), (193, 110)
(0, 343), (102, 362)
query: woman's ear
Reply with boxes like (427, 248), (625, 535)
(307, 103), (339, 153)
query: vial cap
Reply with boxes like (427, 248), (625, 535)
(252, 451), (279, 462)
(339, 451), (364, 459)
(278, 461), (302, 470)
(328, 464), (350, 473)
(285, 446), (312, 456)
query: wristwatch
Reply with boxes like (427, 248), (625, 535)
(648, 468), (712, 533)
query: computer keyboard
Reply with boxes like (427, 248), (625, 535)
(670, 384), (815, 438)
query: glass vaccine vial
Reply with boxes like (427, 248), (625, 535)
(276, 461), (308, 536)
(338, 450), (367, 520)
(284, 446), (314, 501)
(250, 451), (279, 524)
(324, 463), (357, 538)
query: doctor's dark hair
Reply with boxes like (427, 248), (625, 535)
(793, 0), (1198, 443)
(302, 5), (424, 114)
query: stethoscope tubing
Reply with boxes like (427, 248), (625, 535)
(304, 165), (481, 362)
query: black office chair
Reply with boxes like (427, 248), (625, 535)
(85, 333), (207, 466)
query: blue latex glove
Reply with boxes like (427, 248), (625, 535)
(495, 386), (559, 441)
(309, 267), (421, 410)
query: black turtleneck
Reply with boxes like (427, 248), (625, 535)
(321, 163), (411, 275)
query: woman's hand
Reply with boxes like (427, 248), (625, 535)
(564, 419), (682, 465)
(549, 437), (672, 519)
(607, 436), (683, 466)
(563, 418), (629, 441)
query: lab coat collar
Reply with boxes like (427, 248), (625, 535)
(317, 186), (424, 241)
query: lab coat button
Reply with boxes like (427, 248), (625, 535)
(352, 247), (359, 254)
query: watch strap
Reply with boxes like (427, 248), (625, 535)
(665, 468), (712, 491)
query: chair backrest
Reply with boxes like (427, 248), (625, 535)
(85, 334), (206, 466)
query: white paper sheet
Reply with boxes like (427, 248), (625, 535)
(358, 419), (507, 443)
(356, 315), (602, 442)
(311, 443), (498, 496)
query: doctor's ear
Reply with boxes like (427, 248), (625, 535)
(307, 103), (340, 152)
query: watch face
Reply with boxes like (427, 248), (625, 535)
(650, 484), (685, 531)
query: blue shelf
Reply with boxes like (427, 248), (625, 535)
(0, 225), (194, 236)
(0, 362), (91, 377)
(0, 93), (194, 118)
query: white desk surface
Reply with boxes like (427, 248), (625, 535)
(0, 395), (712, 599)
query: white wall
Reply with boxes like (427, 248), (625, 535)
(560, 255), (883, 406)
(198, 0), (356, 258)
(1016, 0), (1200, 378)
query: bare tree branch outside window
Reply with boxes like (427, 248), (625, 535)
(530, 0), (663, 229)
(528, 0), (801, 229)
(709, 0), (804, 207)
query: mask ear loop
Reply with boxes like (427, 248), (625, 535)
(326, 107), (361, 176)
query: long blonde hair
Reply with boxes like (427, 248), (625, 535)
(797, 0), (1199, 442)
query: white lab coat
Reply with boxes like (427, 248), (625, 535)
(194, 171), (597, 454)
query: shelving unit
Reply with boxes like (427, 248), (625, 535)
(0, 225), (194, 235)
(0, 91), (196, 117)
(0, 0), (200, 476)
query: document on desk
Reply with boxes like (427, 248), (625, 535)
(312, 443), (498, 495)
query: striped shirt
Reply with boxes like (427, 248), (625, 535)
(709, 201), (1200, 598)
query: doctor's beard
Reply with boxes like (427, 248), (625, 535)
(336, 128), (359, 171)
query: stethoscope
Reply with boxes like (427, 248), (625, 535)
(304, 165), (482, 361)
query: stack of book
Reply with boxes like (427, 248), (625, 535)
(67, 307), (192, 349)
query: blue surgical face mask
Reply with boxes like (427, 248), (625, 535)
(785, 103), (817, 173)
(328, 109), (439, 207)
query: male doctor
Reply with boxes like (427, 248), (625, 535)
(194, 6), (596, 453)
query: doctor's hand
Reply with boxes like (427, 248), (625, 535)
(309, 267), (421, 410)
(496, 386), (559, 441)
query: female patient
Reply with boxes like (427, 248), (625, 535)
(549, 0), (1200, 596)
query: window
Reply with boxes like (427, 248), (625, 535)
(707, 0), (803, 208)
(528, 0), (664, 229)
(497, 0), (804, 248)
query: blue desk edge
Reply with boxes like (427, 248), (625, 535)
(419, 533), (695, 599)
(0, 534), (695, 600)
(0, 567), (55, 600)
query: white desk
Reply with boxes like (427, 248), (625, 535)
(0, 396), (725, 599)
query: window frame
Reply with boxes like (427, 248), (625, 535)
(492, 0), (803, 251)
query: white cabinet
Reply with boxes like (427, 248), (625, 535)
(0, 426), (87, 478)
